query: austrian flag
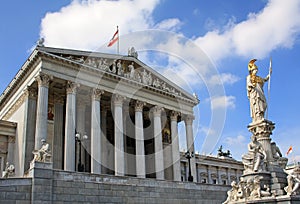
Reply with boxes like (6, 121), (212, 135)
(286, 146), (293, 155)
(107, 28), (119, 47)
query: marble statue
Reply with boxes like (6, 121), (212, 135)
(2, 162), (15, 178)
(223, 181), (239, 204)
(128, 62), (135, 79)
(117, 60), (123, 76)
(128, 47), (138, 58)
(247, 59), (271, 123)
(111, 60), (117, 74)
(284, 167), (300, 196)
(32, 139), (51, 162)
(242, 136), (267, 173)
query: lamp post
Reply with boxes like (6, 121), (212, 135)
(185, 150), (194, 182)
(75, 132), (88, 172)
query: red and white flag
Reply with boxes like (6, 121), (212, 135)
(286, 146), (293, 155)
(107, 27), (119, 47)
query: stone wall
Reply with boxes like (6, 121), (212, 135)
(0, 178), (32, 203)
(2, 162), (232, 203)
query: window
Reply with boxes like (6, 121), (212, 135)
(201, 178), (207, 183)
(213, 179), (217, 184)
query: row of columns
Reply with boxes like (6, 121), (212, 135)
(32, 74), (196, 181)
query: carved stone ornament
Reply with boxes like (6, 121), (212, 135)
(66, 81), (80, 94)
(36, 74), (51, 87)
(184, 114), (195, 125)
(170, 111), (180, 121)
(91, 88), (104, 101)
(24, 86), (37, 99)
(112, 94), (126, 106)
(153, 106), (164, 116)
(135, 101), (145, 112)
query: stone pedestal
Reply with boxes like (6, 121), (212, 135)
(224, 119), (289, 203)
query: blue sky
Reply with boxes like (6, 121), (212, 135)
(1, 0), (300, 162)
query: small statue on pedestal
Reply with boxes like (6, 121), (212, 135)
(32, 139), (51, 162)
(2, 162), (15, 178)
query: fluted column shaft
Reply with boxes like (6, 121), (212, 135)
(113, 94), (125, 176)
(153, 106), (165, 180)
(185, 115), (196, 182)
(135, 101), (146, 178)
(64, 81), (79, 171)
(91, 89), (103, 174)
(170, 111), (181, 181)
(53, 97), (64, 169)
(101, 109), (107, 174)
(34, 74), (50, 149)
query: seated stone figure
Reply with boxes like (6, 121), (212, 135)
(32, 139), (51, 162)
(2, 162), (15, 178)
(242, 136), (267, 173)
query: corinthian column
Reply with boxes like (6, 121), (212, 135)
(170, 111), (181, 181)
(184, 114), (196, 182)
(91, 88), (104, 174)
(113, 94), (125, 176)
(64, 81), (79, 171)
(35, 74), (50, 149)
(135, 101), (146, 178)
(153, 106), (165, 180)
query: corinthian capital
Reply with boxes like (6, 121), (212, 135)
(135, 100), (145, 112)
(170, 111), (180, 121)
(66, 81), (80, 94)
(36, 74), (51, 87)
(153, 105), (164, 117)
(24, 86), (37, 99)
(112, 94), (126, 106)
(184, 114), (195, 125)
(91, 88), (104, 101)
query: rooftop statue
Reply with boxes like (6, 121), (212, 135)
(247, 59), (271, 123)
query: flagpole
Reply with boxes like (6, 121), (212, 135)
(266, 57), (272, 119)
(117, 26), (119, 55)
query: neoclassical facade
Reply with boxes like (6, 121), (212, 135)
(0, 46), (200, 181)
(180, 153), (243, 185)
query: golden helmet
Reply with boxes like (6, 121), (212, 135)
(248, 59), (258, 71)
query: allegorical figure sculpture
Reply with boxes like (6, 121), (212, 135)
(2, 162), (15, 178)
(32, 139), (51, 162)
(247, 59), (271, 122)
(242, 136), (267, 173)
(285, 167), (300, 196)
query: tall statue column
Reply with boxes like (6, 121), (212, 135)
(113, 94), (125, 176)
(64, 81), (79, 171)
(184, 114), (196, 182)
(135, 101), (146, 178)
(153, 106), (165, 180)
(91, 88), (104, 174)
(34, 74), (50, 149)
(170, 111), (181, 181)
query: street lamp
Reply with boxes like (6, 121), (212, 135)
(185, 150), (194, 182)
(75, 132), (88, 172)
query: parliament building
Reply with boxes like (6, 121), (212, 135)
(0, 46), (243, 203)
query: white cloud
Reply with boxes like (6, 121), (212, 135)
(154, 18), (182, 31)
(225, 134), (246, 146)
(40, 0), (160, 50)
(195, 0), (300, 62)
(208, 95), (236, 110)
(208, 73), (240, 86)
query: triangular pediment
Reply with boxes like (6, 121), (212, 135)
(37, 46), (199, 105)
